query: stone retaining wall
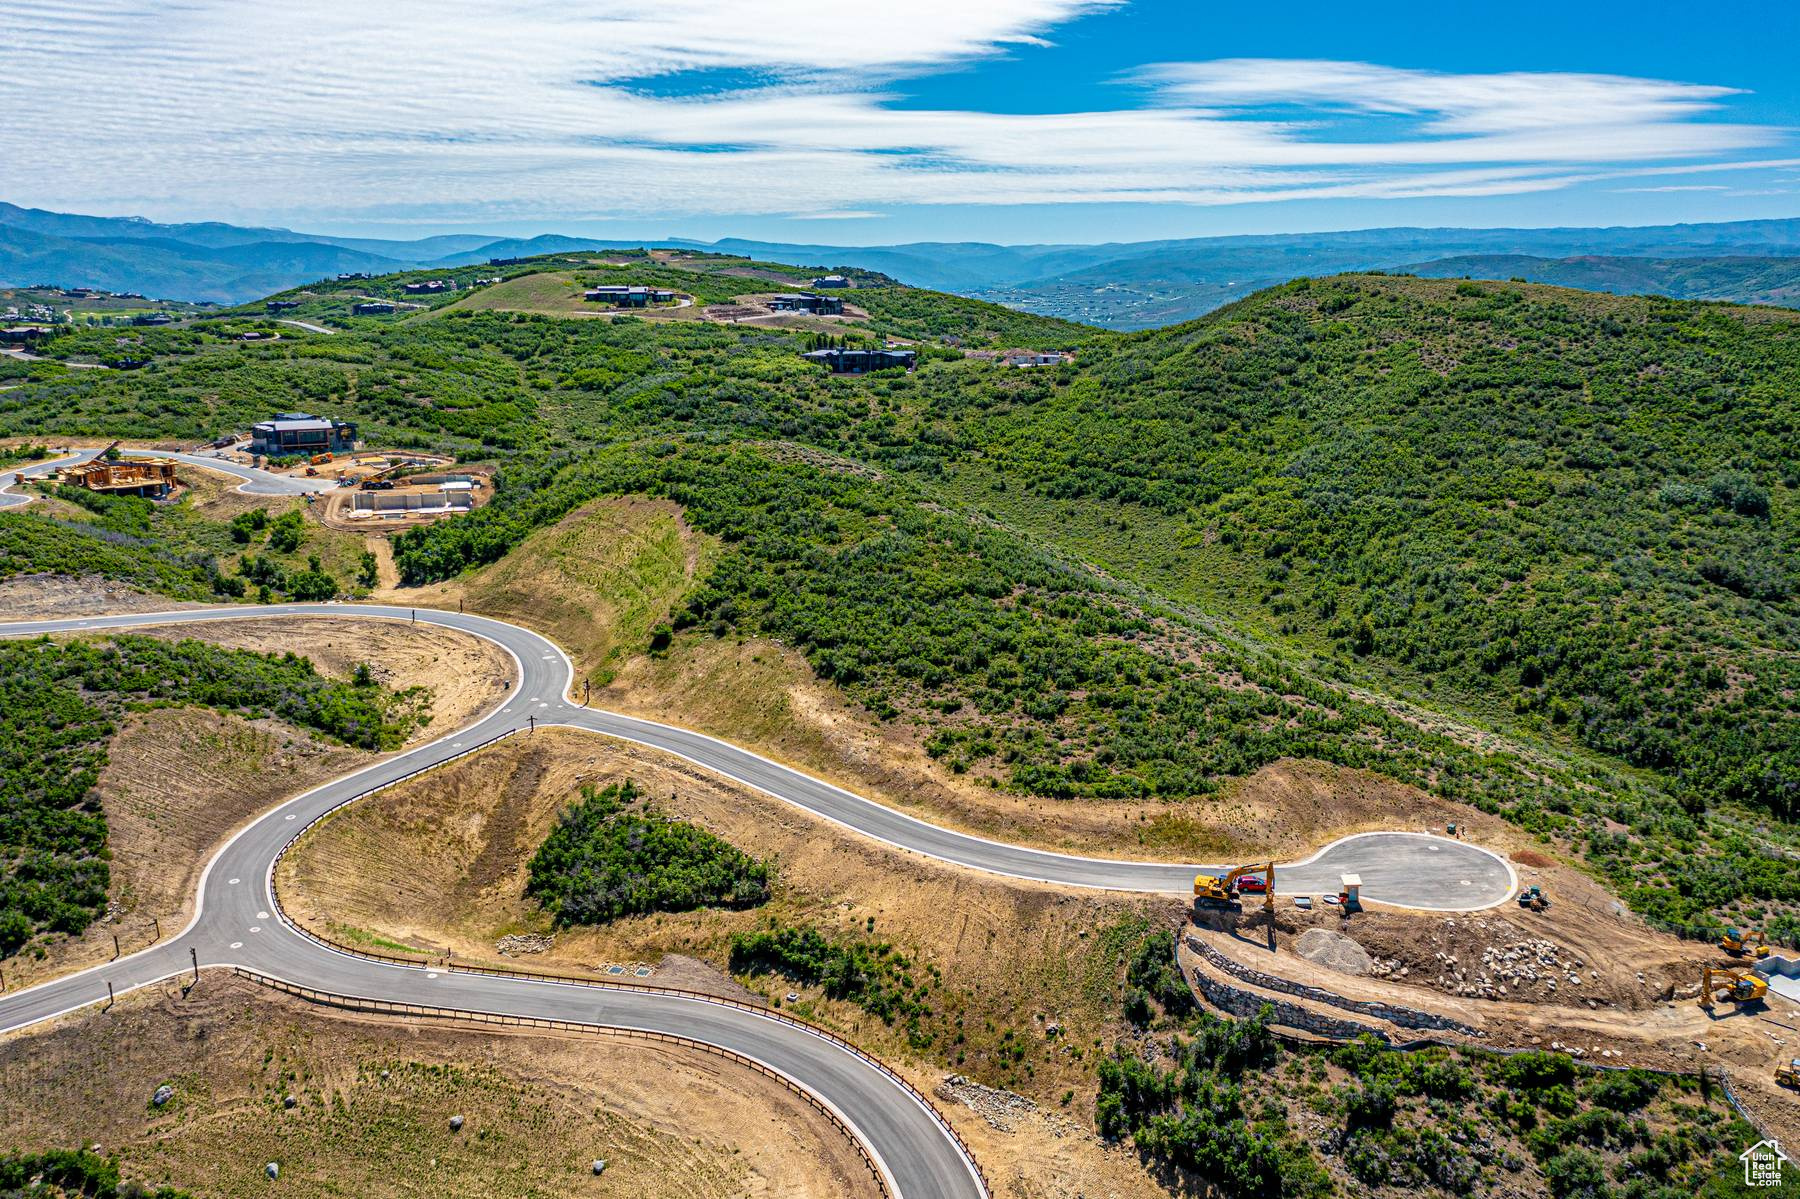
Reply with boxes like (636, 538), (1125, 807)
(1185, 934), (1481, 1037)
(1187, 965), (1391, 1042)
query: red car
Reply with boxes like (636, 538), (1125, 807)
(1236, 876), (1268, 893)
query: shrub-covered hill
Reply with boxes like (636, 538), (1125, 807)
(5, 265), (1800, 932)
(928, 275), (1800, 822)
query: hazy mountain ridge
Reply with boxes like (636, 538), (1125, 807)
(4, 201), (1799, 319)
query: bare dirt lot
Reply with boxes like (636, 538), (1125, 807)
(278, 728), (1185, 1198)
(0, 972), (875, 1199)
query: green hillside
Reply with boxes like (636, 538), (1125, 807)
(2, 263), (1798, 935)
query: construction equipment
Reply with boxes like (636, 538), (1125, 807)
(1779, 1059), (1800, 1090)
(1517, 885), (1549, 911)
(1700, 964), (1768, 1008)
(1721, 927), (1772, 959)
(309, 452), (333, 465)
(1194, 863), (1275, 912)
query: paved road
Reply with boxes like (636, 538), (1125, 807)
(0, 446), (329, 510)
(0, 603), (1516, 1196)
(275, 319), (338, 336)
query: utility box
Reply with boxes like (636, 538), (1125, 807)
(1339, 874), (1363, 913)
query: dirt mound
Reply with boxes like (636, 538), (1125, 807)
(1512, 849), (1556, 868)
(1295, 928), (1372, 975)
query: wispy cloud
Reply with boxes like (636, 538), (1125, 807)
(0, 2), (1785, 226)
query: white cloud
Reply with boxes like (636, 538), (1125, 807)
(0, 3), (1785, 226)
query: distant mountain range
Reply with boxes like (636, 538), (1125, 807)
(4, 201), (1799, 325)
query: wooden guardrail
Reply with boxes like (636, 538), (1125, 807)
(232, 967), (891, 1197)
(263, 726), (990, 1199)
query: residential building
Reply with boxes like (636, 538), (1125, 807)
(132, 313), (174, 326)
(267, 300), (301, 312)
(0, 325), (52, 344)
(57, 457), (178, 498)
(403, 280), (452, 294)
(1004, 350), (1069, 368)
(583, 284), (676, 307)
(769, 292), (844, 315)
(351, 301), (395, 315)
(801, 347), (916, 374)
(249, 412), (359, 456)
(810, 275), (851, 289)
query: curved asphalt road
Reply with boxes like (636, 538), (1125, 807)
(0, 446), (329, 510)
(0, 603), (1515, 1196)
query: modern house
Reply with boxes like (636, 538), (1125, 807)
(132, 313), (174, 326)
(0, 325), (52, 344)
(57, 457), (179, 499)
(351, 301), (395, 316)
(769, 292), (844, 316)
(266, 300), (301, 312)
(1004, 351), (1069, 368)
(583, 285), (676, 307)
(801, 347), (916, 374)
(810, 275), (851, 289)
(249, 413), (359, 457)
(403, 280), (452, 294)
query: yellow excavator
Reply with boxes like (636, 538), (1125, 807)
(1721, 927), (1771, 959)
(1778, 1059), (1800, 1090)
(1700, 964), (1768, 1009)
(1194, 863), (1274, 911)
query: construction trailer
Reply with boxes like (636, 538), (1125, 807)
(57, 454), (178, 498)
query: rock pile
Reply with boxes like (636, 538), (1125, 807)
(1296, 928), (1372, 975)
(937, 1075), (1037, 1132)
(495, 933), (554, 957)
(1392, 935), (1586, 1001)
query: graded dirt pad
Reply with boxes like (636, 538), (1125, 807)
(278, 728), (1186, 1197)
(0, 973), (876, 1199)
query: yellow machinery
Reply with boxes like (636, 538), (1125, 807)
(1700, 964), (1768, 1008)
(1194, 863), (1274, 912)
(1517, 885), (1549, 911)
(1778, 1059), (1800, 1090)
(1721, 927), (1771, 959)
(310, 452), (333, 465)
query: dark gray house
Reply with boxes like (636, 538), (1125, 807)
(769, 292), (844, 316)
(352, 301), (395, 315)
(250, 413), (359, 456)
(584, 285), (676, 307)
(801, 347), (915, 374)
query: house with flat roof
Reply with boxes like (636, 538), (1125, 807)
(351, 301), (395, 316)
(810, 275), (851, 289)
(403, 280), (452, 294)
(769, 292), (845, 316)
(249, 413), (359, 456)
(1004, 350), (1070, 368)
(266, 300), (301, 312)
(801, 347), (915, 374)
(583, 284), (676, 307)
(0, 325), (52, 344)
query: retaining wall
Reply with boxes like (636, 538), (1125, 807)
(1185, 934), (1481, 1037)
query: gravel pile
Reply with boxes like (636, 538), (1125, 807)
(1295, 928), (1373, 975)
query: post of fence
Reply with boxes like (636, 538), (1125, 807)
(190, 946), (199, 983)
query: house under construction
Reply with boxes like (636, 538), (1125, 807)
(58, 455), (179, 498)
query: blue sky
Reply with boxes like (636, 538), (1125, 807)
(7, 0), (1799, 244)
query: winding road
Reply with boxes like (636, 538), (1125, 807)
(0, 603), (1516, 1197)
